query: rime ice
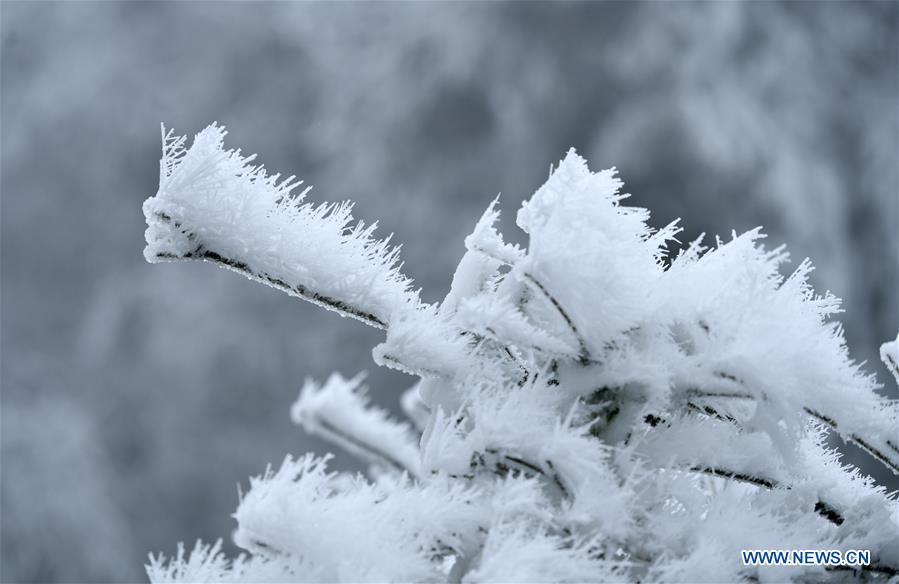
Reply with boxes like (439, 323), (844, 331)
(145, 124), (899, 583)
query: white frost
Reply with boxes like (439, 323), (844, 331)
(146, 124), (899, 583)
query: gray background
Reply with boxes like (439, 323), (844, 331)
(1, 2), (897, 582)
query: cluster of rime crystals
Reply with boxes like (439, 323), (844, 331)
(144, 124), (898, 584)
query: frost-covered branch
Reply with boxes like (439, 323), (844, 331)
(881, 333), (899, 386)
(291, 373), (420, 478)
(145, 125), (899, 583)
(143, 124), (419, 329)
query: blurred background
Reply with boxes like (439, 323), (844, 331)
(1, 1), (897, 582)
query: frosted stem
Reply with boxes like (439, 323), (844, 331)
(521, 272), (591, 364)
(151, 213), (388, 328)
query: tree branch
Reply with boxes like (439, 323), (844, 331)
(684, 378), (899, 476)
(313, 417), (416, 476)
(152, 213), (387, 328)
(803, 408), (899, 475)
(521, 272), (592, 365)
